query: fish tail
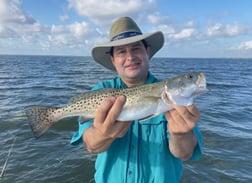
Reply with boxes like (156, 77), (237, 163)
(25, 106), (60, 138)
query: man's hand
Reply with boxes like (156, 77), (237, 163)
(83, 95), (132, 153)
(165, 103), (200, 134)
(94, 95), (132, 138)
(165, 99), (200, 160)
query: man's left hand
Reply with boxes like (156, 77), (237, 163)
(165, 102), (200, 134)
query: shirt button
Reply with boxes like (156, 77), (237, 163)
(128, 170), (132, 175)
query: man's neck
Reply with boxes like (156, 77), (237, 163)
(122, 76), (148, 88)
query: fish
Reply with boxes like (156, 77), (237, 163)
(25, 72), (208, 138)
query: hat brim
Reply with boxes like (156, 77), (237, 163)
(92, 31), (164, 71)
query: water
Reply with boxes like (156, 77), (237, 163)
(0, 55), (251, 182)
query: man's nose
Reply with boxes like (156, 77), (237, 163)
(125, 50), (136, 60)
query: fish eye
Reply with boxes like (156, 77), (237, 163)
(187, 74), (194, 79)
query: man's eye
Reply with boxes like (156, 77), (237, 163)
(133, 47), (141, 51)
(116, 50), (123, 54)
(118, 50), (125, 54)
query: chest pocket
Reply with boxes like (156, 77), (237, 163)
(138, 114), (168, 144)
(135, 114), (169, 157)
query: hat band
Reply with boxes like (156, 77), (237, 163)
(111, 31), (142, 41)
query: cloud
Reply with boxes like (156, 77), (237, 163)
(0, 0), (251, 58)
(207, 23), (246, 37)
(147, 13), (199, 41)
(0, 24), (18, 38)
(0, 0), (208, 54)
(48, 21), (91, 48)
(156, 24), (176, 35)
(68, 0), (156, 24)
(0, 0), (45, 41)
(51, 21), (90, 38)
(185, 19), (194, 27)
(0, 0), (93, 54)
(59, 15), (69, 22)
(237, 41), (252, 50)
(38, 21), (96, 54)
(169, 28), (197, 40)
(0, 0), (36, 24)
(147, 12), (171, 25)
(152, 18), (197, 41)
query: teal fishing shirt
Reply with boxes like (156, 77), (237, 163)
(71, 72), (203, 183)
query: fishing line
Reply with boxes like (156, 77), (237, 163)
(0, 137), (17, 179)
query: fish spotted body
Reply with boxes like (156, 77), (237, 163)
(25, 72), (208, 138)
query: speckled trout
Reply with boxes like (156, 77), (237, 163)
(25, 72), (207, 138)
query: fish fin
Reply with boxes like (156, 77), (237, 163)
(69, 91), (93, 103)
(138, 113), (160, 122)
(25, 106), (60, 138)
(166, 92), (193, 106)
(140, 96), (160, 103)
(80, 116), (93, 124)
(68, 91), (92, 104)
(69, 88), (116, 104)
(135, 96), (161, 122)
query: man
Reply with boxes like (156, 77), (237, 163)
(71, 17), (203, 183)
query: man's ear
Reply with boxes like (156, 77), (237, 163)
(110, 55), (114, 64)
(146, 47), (151, 58)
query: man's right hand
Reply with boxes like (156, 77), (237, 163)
(83, 95), (132, 153)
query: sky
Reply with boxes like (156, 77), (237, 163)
(0, 0), (252, 58)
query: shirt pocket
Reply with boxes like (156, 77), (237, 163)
(138, 114), (168, 143)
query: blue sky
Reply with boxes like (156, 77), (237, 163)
(0, 0), (252, 58)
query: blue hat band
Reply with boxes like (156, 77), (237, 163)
(111, 31), (142, 41)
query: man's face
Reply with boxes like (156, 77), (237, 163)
(111, 41), (150, 86)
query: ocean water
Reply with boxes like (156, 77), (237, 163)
(0, 55), (251, 183)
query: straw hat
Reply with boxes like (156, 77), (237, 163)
(92, 17), (164, 71)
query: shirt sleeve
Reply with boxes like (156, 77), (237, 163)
(70, 117), (93, 146)
(189, 125), (203, 160)
(70, 82), (106, 146)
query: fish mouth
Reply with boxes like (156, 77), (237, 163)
(192, 88), (208, 96)
(197, 73), (207, 89)
(195, 73), (208, 95)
